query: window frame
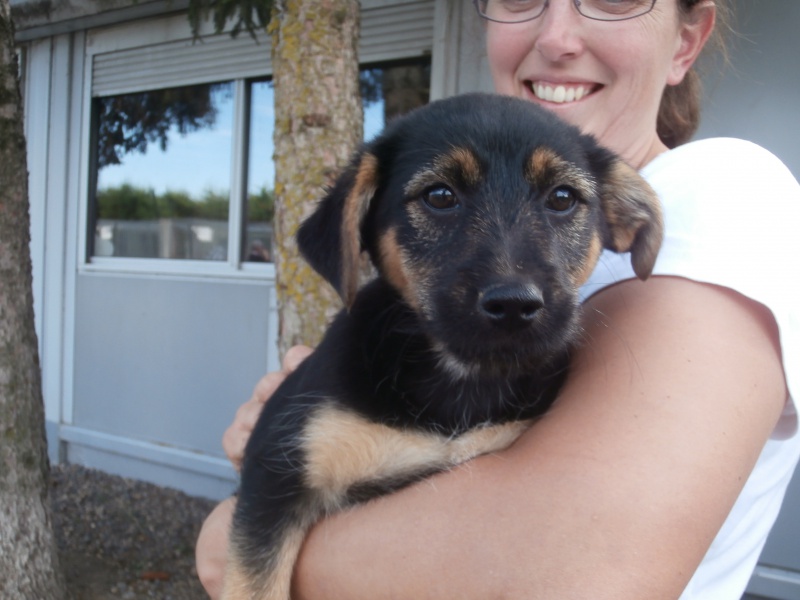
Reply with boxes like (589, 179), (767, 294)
(85, 80), (270, 279)
(78, 1), (436, 280)
(78, 16), (275, 279)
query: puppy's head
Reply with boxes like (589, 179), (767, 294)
(298, 93), (662, 375)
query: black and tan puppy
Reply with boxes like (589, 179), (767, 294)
(221, 93), (663, 599)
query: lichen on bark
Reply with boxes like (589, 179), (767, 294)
(0, 1), (67, 596)
(270, 0), (363, 354)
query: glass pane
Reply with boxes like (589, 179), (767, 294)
(361, 62), (431, 130)
(92, 82), (234, 260)
(245, 81), (275, 263)
(243, 60), (431, 263)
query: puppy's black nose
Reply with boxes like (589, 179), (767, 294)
(479, 283), (544, 329)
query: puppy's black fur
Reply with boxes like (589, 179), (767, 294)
(221, 93), (663, 599)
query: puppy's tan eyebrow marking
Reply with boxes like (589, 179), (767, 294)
(404, 146), (482, 197)
(527, 147), (597, 198)
(441, 146), (482, 187)
(404, 168), (439, 198)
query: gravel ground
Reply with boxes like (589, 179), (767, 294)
(50, 463), (218, 599)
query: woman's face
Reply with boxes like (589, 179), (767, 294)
(487, 0), (705, 168)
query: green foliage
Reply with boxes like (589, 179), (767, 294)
(197, 189), (230, 220)
(187, 0), (274, 39)
(96, 183), (275, 223)
(96, 184), (160, 220)
(248, 185), (275, 222)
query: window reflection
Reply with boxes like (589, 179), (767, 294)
(361, 62), (431, 124)
(245, 81), (275, 263)
(93, 82), (234, 260)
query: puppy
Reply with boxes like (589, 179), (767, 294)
(221, 93), (663, 599)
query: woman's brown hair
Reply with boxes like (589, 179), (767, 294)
(657, 0), (733, 148)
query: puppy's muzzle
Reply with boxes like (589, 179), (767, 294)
(479, 282), (545, 331)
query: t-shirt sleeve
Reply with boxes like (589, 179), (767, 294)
(581, 138), (800, 435)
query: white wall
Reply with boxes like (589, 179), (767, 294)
(695, 0), (800, 178)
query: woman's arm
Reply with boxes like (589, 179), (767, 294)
(196, 345), (314, 598)
(292, 275), (787, 599)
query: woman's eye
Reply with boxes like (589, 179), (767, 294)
(422, 186), (459, 211)
(498, 0), (542, 13)
(545, 187), (578, 213)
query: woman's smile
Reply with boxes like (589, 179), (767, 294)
(527, 80), (601, 104)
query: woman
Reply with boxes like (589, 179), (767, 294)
(197, 0), (800, 597)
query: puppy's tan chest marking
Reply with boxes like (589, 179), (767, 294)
(302, 404), (532, 506)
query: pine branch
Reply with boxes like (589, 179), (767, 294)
(186, 0), (274, 39)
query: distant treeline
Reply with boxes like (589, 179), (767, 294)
(96, 183), (274, 222)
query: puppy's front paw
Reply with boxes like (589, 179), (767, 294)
(448, 420), (533, 465)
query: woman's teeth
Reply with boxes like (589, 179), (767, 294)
(533, 83), (591, 104)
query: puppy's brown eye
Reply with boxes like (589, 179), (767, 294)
(422, 186), (459, 211)
(545, 187), (577, 213)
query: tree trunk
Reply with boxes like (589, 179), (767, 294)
(0, 3), (67, 598)
(270, 0), (362, 354)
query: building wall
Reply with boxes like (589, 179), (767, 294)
(694, 0), (800, 178)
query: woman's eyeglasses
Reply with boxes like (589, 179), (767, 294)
(474, 0), (658, 23)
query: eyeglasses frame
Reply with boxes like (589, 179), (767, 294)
(472, 0), (658, 24)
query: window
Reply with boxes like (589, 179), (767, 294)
(88, 59), (430, 267)
(244, 80), (275, 263)
(92, 82), (235, 261)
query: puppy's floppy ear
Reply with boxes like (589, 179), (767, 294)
(297, 151), (380, 308)
(597, 157), (664, 280)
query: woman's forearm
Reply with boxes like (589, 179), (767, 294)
(292, 277), (786, 599)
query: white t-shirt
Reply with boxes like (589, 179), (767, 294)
(580, 137), (800, 599)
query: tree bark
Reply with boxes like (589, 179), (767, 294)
(0, 2), (67, 597)
(270, 0), (362, 354)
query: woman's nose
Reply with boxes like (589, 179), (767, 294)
(534, 0), (586, 62)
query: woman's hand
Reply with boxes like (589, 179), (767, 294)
(222, 345), (314, 470)
(196, 345), (314, 599)
(196, 496), (236, 599)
